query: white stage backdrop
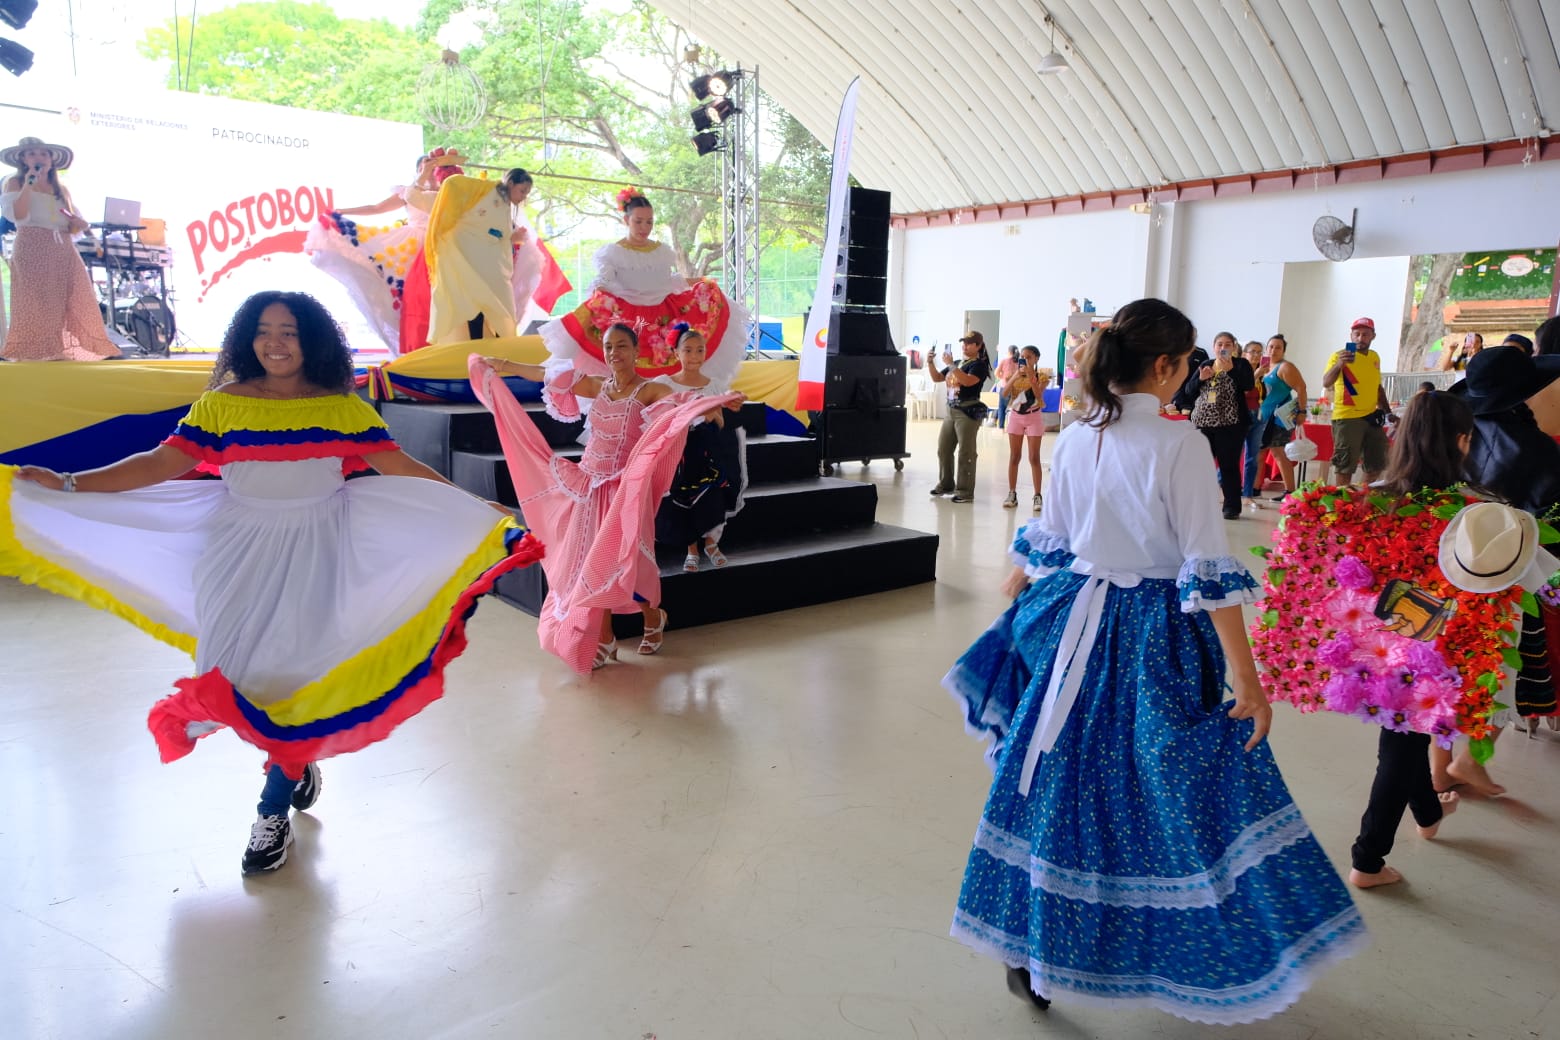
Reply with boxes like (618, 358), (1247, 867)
(1, 89), (422, 350)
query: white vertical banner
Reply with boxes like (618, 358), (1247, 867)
(795, 77), (861, 411)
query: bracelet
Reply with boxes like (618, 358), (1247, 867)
(61, 472), (77, 492)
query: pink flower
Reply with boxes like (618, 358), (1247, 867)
(1323, 673), (1371, 714)
(1334, 555), (1375, 591)
(1324, 589), (1376, 632)
(1318, 636), (1355, 669)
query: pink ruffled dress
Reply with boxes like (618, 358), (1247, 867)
(468, 356), (738, 674)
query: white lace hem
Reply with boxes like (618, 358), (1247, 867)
(973, 804), (1312, 908)
(951, 906), (1368, 1026)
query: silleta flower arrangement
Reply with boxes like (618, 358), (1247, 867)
(1251, 486), (1554, 763)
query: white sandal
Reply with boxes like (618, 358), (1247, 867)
(683, 552), (700, 573)
(638, 608), (667, 655)
(593, 640), (619, 670)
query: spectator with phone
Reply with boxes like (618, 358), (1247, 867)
(929, 332), (991, 503)
(994, 345), (1020, 429)
(1321, 317), (1394, 485)
(0, 136), (120, 361)
(1439, 331), (1482, 372)
(1251, 334), (1307, 500)
(1179, 331), (1255, 519)
(1001, 345), (1048, 511)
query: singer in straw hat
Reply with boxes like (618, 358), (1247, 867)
(0, 135), (119, 361)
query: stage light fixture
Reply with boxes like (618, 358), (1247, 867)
(0, 37), (32, 76)
(689, 70), (736, 101)
(692, 131), (722, 156)
(0, 0), (35, 31)
(690, 99), (736, 132)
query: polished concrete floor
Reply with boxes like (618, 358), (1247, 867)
(4, 419), (1559, 1040)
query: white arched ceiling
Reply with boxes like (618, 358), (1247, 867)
(653, 0), (1560, 213)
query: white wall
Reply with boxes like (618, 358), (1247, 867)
(1277, 257), (1412, 384)
(897, 159), (1560, 374)
(895, 208), (1149, 356)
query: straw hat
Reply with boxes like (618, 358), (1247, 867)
(1438, 501), (1538, 593)
(0, 136), (73, 171)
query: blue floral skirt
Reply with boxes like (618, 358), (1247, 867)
(945, 571), (1366, 1025)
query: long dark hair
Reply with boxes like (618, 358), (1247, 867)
(1077, 298), (1196, 427)
(207, 291), (355, 392)
(497, 167), (532, 201)
(1535, 316), (1560, 357)
(1377, 390), (1474, 495)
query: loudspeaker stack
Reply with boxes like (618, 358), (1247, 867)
(826, 187), (895, 357)
(816, 187), (907, 470)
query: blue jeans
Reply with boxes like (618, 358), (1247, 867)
(1241, 418), (1266, 497)
(258, 763), (298, 817)
(996, 392), (1009, 429)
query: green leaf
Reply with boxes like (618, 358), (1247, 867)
(1396, 504), (1423, 517)
(1477, 673), (1500, 690)
(1520, 591), (1539, 617)
(1270, 568), (1286, 586)
(1249, 545), (1271, 559)
(1502, 648), (1523, 670)
(1491, 700), (1510, 713)
(1539, 521), (1560, 546)
(1430, 502), (1464, 520)
(1261, 609), (1279, 629)
(1367, 494), (1395, 513)
(1468, 735), (1495, 766)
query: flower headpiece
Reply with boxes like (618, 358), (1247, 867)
(616, 185), (646, 211)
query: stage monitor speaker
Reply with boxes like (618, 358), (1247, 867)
(824, 355), (906, 409)
(827, 309), (896, 356)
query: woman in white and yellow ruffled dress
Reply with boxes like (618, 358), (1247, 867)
(424, 168), (539, 345)
(0, 291), (542, 876)
(303, 152), (452, 353)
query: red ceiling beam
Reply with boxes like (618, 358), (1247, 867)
(891, 136), (1558, 227)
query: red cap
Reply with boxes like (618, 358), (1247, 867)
(1351, 317), (1375, 331)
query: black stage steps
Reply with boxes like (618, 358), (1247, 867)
(380, 397), (938, 634)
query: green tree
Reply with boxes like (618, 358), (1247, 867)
(140, 0), (830, 307)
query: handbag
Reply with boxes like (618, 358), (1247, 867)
(1190, 373), (1240, 428)
(1273, 396), (1299, 430)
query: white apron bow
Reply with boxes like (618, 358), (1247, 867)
(1017, 565), (1143, 797)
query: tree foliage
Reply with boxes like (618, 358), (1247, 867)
(140, 0), (829, 310)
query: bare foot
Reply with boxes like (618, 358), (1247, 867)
(1349, 865), (1404, 889)
(1418, 790), (1460, 839)
(1446, 754), (1506, 797)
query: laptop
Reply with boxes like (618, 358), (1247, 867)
(103, 197), (141, 228)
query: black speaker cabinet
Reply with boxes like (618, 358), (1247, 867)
(824, 355), (907, 408)
(832, 273), (887, 308)
(820, 405), (907, 461)
(845, 187), (891, 238)
(827, 309), (896, 356)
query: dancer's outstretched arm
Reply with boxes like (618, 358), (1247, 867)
(15, 445), (195, 493)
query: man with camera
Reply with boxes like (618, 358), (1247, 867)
(1321, 317), (1395, 486)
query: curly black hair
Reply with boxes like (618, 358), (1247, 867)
(207, 291), (355, 392)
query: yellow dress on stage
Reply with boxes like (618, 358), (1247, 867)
(425, 175), (518, 345)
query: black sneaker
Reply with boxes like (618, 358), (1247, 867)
(950, 494), (974, 503)
(291, 762), (322, 811)
(241, 814), (293, 875)
(929, 486), (951, 496)
(1222, 509), (1240, 520)
(1005, 967), (1052, 1010)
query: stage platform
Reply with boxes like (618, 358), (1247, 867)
(379, 396), (939, 635)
